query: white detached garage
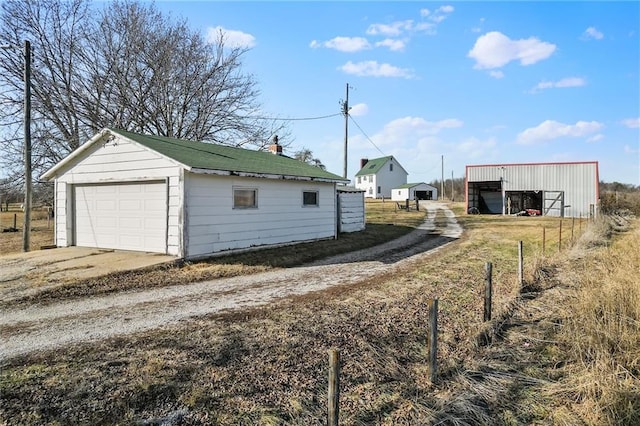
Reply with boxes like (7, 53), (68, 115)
(42, 128), (349, 259)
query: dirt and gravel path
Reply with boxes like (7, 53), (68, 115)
(0, 203), (462, 362)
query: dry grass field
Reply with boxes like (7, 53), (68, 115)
(1, 200), (637, 425)
(0, 205), (54, 255)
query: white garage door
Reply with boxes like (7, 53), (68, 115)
(74, 182), (167, 253)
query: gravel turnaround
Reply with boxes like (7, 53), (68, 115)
(0, 203), (462, 362)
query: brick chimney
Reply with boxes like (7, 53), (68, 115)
(360, 158), (369, 169)
(269, 135), (283, 155)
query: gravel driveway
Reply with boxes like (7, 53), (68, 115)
(0, 203), (462, 362)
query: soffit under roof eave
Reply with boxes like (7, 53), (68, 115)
(189, 167), (349, 184)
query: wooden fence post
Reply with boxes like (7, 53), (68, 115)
(579, 213), (582, 232)
(427, 299), (438, 383)
(542, 227), (546, 254)
(14, 213), (17, 229)
(484, 262), (493, 321)
(328, 349), (340, 426)
(518, 241), (524, 288)
(558, 219), (563, 252)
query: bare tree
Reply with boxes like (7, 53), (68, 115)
(0, 0), (288, 182)
(294, 148), (326, 170)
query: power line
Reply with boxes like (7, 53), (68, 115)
(348, 115), (385, 156)
(250, 112), (342, 121)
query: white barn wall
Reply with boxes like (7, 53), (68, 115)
(466, 162), (599, 218)
(184, 173), (337, 258)
(52, 135), (183, 255)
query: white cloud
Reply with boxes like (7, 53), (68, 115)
(468, 31), (556, 70)
(516, 120), (604, 145)
(582, 27), (604, 40)
(489, 70), (504, 79)
(375, 38), (406, 51)
(437, 5), (455, 13)
(367, 13), (445, 38)
(339, 61), (414, 78)
(471, 17), (486, 34)
(349, 103), (369, 117)
(456, 137), (497, 158)
(622, 117), (640, 128)
(381, 117), (463, 141)
(366, 20), (414, 37)
(207, 26), (256, 48)
(624, 144), (639, 154)
(532, 77), (586, 92)
(427, 5), (454, 24)
(587, 134), (604, 143)
(310, 36), (371, 52)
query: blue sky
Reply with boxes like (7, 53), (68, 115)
(156, 1), (639, 185)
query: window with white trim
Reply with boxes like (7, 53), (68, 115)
(233, 188), (257, 208)
(303, 190), (319, 207)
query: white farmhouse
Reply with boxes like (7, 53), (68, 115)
(42, 128), (349, 259)
(391, 183), (438, 202)
(354, 156), (408, 199)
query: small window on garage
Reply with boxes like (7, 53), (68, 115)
(303, 190), (319, 207)
(233, 188), (257, 208)
(390, 163), (393, 172)
(357, 176), (361, 184)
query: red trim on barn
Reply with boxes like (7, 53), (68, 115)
(466, 160), (598, 169)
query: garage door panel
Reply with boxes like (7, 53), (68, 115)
(119, 199), (143, 210)
(75, 182), (166, 253)
(145, 198), (166, 211)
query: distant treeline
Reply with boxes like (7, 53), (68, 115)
(599, 181), (640, 215)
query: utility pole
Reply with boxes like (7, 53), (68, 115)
(451, 170), (454, 202)
(2, 40), (32, 251)
(23, 39), (32, 252)
(440, 155), (444, 201)
(342, 83), (349, 179)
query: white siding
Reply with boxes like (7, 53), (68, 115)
(391, 188), (410, 202)
(356, 158), (408, 198)
(53, 135), (182, 255)
(466, 163), (599, 218)
(391, 184), (438, 201)
(338, 191), (365, 233)
(354, 174), (375, 197)
(374, 158), (407, 198)
(184, 173), (337, 258)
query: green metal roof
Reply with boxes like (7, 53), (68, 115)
(396, 182), (426, 189)
(111, 129), (347, 182)
(354, 156), (394, 176)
